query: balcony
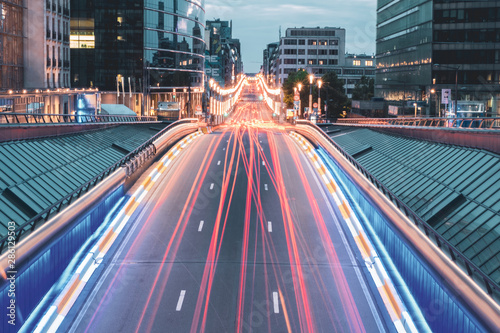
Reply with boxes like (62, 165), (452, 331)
(63, 8), (69, 16)
(52, 3), (56, 11)
(46, 30), (51, 39)
(58, 32), (62, 41)
(58, 60), (62, 68)
(63, 34), (69, 43)
(63, 60), (70, 68)
(47, 58), (51, 67)
(52, 31), (56, 40)
(46, 0), (50, 10)
(52, 58), (56, 67)
(58, 5), (62, 14)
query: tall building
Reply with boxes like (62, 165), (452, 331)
(275, 27), (346, 85)
(24, 0), (71, 89)
(0, 0), (24, 90)
(262, 42), (279, 87)
(376, 0), (500, 116)
(71, 0), (206, 113)
(205, 19), (243, 87)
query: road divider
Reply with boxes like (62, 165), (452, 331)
(34, 130), (203, 333)
(290, 131), (417, 333)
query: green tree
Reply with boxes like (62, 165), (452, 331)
(321, 71), (349, 119)
(282, 70), (309, 109)
(351, 75), (374, 100)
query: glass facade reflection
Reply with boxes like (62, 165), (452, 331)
(377, 0), (500, 116)
(71, 0), (205, 91)
(0, 0), (24, 90)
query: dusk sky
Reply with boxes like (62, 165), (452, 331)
(206, 0), (377, 73)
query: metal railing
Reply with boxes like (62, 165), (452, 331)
(297, 120), (499, 296)
(337, 117), (500, 129)
(0, 112), (158, 125)
(0, 119), (200, 254)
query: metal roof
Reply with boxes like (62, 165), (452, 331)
(0, 124), (166, 238)
(328, 126), (500, 284)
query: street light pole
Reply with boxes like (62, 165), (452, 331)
(309, 74), (314, 119)
(317, 79), (322, 118)
(297, 83), (302, 118)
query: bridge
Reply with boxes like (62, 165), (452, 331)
(0, 76), (499, 332)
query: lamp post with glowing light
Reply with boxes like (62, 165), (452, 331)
(297, 82), (303, 118)
(317, 79), (323, 119)
(309, 74), (314, 119)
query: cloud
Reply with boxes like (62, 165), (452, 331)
(206, 1), (376, 72)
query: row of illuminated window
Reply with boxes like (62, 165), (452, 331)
(352, 60), (374, 67)
(282, 39), (339, 46)
(434, 8), (500, 24)
(282, 49), (339, 55)
(282, 59), (339, 65)
(70, 33), (95, 49)
(280, 68), (373, 76)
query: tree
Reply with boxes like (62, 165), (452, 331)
(321, 71), (349, 119)
(282, 70), (309, 109)
(351, 75), (374, 100)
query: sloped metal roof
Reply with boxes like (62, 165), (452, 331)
(328, 126), (500, 284)
(0, 124), (167, 238)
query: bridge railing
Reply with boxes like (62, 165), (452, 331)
(337, 117), (500, 129)
(0, 118), (199, 254)
(0, 112), (158, 125)
(296, 120), (499, 297)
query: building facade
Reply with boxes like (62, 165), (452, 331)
(376, 0), (500, 116)
(0, 0), (24, 90)
(71, 0), (206, 115)
(275, 27), (346, 85)
(343, 54), (376, 98)
(24, 0), (71, 89)
(205, 19), (243, 87)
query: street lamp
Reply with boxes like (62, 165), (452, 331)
(317, 79), (322, 118)
(434, 64), (460, 116)
(297, 83), (303, 118)
(309, 74), (314, 118)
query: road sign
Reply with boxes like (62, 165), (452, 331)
(442, 89), (451, 104)
(294, 95), (300, 101)
(313, 103), (318, 108)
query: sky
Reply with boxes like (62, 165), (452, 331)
(205, 0), (377, 73)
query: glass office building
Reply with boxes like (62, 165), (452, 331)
(376, 0), (500, 116)
(71, 0), (205, 96)
(0, 0), (24, 90)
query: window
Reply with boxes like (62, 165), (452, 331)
(365, 60), (373, 66)
(298, 59), (305, 65)
(353, 60), (361, 66)
(284, 39), (297, 45)
(284, 49), (297, 55)
(318, 59), (328, 65)
(328, 59), (338, 65)
(318, 49), (328, 55)
(329, 49), (338, 55)
(298, 49), (305, 55)
(284, 59), (297, 65)
(329, 39), (338, 46)
(298, 39), (305, 45)
(308, 49), (317, 55)
(319, 40), (328, 46)
(308, 39), (317, 45)
(308, 59), (317, 65)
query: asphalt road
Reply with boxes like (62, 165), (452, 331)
(65, 84), (391, 332)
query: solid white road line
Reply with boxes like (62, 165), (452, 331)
(268, 221), (273, 233)
(210, 183), (214, 190)
(176, 290), (186, 311)
(198, 220), (204, 232)
(217, 160), (221, 165)
(273, 292), (279, 314)
(264, 184), (268, 191)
